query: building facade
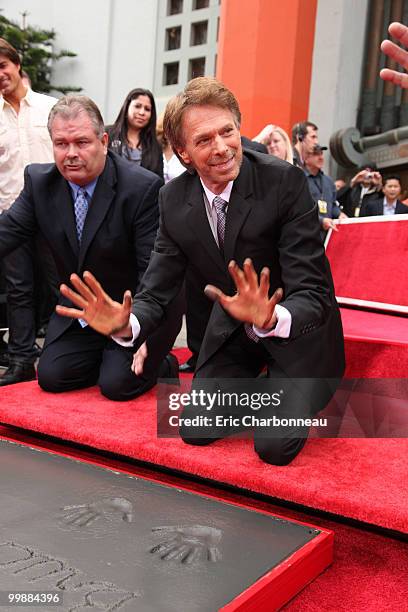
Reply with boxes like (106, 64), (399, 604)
(2, 0), (406, 180)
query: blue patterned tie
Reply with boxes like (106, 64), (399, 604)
(73, 187), (89, 327)
(74, 187), (88, 243)
(213, 196), (258, 342)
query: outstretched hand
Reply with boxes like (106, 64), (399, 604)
(380, 22), (408, 89)
(56, 271), (132, 336)
(204, 258), (283, 330)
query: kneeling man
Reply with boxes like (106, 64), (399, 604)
(0, 95), (181, 400)
(57, 78), (345, 462)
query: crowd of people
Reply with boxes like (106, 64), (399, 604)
(0, 21), (407, 465)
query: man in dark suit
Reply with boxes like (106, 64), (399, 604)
(336, 166), (383, 218)
(362, 176), (407, 216)
(0, 95), (181, 399)
(58, 78), (345, 465)
(179, 134), (268, 374)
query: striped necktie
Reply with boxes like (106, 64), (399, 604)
(213, 195), (227, 252)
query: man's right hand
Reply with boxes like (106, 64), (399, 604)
(56, 271), (132, 337)
(350, 170), (368, 187)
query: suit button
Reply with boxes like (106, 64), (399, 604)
(222, 331), (229, 339)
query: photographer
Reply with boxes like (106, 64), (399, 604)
(337, 166), (382, 217)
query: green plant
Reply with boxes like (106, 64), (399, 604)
(0, 11), (81, 94)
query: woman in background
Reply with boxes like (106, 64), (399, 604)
(253, 124), (293, 164)
(108, 88), (163, 178)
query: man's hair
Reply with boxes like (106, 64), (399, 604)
(0, 38), (22, 75)
(383, 175), (401, 187)
(47, 95), (105, 138)
(291, 120), (318, 145)
(163, 77), (241, 151)
(358, 163), (378, 171)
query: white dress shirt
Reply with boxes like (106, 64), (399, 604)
(163, 153), (185, 183)
(383, 196), (397, 215)
(0, 88), (57, 211)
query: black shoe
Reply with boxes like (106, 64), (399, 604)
(0, 363), (36, 386)
(0, 351), (9, 368)
(159, 353), (180, 381)
(179, 361), (195, 373)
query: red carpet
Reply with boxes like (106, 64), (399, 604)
(281, 510), (408, 611)
(325, 217), (408, 308)
(342, 309), (408, 378)
(0, 348), (407, 534)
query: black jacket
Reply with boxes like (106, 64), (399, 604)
(0, 152), (162, 345)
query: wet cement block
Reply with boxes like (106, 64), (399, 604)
(0, 440), (321, 611)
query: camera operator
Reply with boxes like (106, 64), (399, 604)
(337, 166), (382, 217)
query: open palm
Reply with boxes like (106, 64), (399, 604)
(205, 259), (283, 330)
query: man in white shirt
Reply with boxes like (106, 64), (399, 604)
(0, 38), (58, 386)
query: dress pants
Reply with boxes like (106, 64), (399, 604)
(37, 294), (183, 401)
(2, 236), (59, 365)
(184, 271), (213, 369)
(179, 327), (310, 466)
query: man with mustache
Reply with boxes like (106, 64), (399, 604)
(58, 77), (345, 465)
(0, 38), (58, 385)
(0, 94), (181, 399)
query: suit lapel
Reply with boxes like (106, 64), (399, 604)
(185, 176), (226, 275)
(224, 156), (253, 263)
(78, 156), (116, 270)
(51, 177), (79, 257)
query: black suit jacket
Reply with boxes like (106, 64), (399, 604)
(135, 150), (345, 390)
(241, 136), (268, 154)
(362, 197), (408, 216)
(0, 152), (162, 345)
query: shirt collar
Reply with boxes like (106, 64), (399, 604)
(305, 168), (322, 178)
(200, 179), (234, 207)
(383, 196), (397, 210)
(68, 178), (98, 201)
(0, 87), (33, 111)
(22, 87), (35, 106)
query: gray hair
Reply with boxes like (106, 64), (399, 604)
(48, 95), (105, 138)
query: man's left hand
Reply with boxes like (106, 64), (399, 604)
(204, 258), (283, 330)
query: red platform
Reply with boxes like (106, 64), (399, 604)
(325, 215), (408, 378)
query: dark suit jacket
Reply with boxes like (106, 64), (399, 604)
(0, 151), (162, 345)
(241, 136), (268, 154)
(362, 197), (408, 216)
(135, 150), (345, 397)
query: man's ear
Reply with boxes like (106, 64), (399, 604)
(176, 147), (191, 166)
(102, 132), (109, 153)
